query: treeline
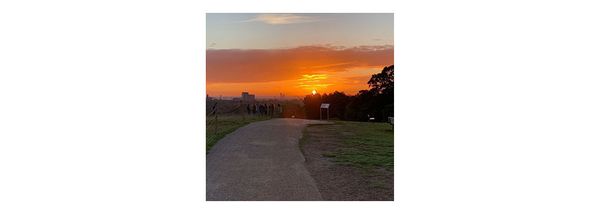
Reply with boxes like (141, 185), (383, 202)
(303, 65), (394, 122)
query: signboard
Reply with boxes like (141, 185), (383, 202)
(320, 103), (330, 120)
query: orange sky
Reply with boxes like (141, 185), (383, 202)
(206, 13), (393, 97)
(206, 45), (393, 97)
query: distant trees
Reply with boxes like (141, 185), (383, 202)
(303, 93), (322, 119)
(303, 91), (351, 120)
(346, 65), (394, 121)
(303, 65), (394, 122)
(324, 91), (351, 119)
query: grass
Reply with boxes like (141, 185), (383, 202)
(311, 120), (394, 171)
(206, 115), (269, 152)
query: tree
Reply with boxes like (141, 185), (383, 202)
(345, 89), (377, 121)
(302, 65), (394, 122)
(346, 65), (394, 121)
(303, 93), (322, 119)
(322, 91), (350, 120)
(303, 91), (351, 120)
(368, 65), (394, 96)
(368, 65), (394, 121)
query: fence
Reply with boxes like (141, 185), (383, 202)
(206, 100), (283, 137)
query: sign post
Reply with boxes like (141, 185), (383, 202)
(320, 103), (330, 120)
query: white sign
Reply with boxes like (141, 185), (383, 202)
(320, 103), (330, 120)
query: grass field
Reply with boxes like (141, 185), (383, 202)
(302, 120), (394, 171)
(206, 115), (269, 152)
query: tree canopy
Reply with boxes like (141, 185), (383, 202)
(303, 65), (394, 122)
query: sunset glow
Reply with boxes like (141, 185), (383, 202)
(207, 13), (393, 98)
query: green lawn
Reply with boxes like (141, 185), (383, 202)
(313, 121), (394, 171)
(206, 115), (269, 152)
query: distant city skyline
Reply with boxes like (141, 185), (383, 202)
(206, 92), (303, 101)
(207, 13), (393, 97)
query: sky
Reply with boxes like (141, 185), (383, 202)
(206, 13), (393, 98)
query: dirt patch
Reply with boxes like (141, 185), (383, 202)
(301, 123), (393, 201)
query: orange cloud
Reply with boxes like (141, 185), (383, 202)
(297, 74), (331, 91)
(207, 68), (381, 97)
(206, 45), (393, 83)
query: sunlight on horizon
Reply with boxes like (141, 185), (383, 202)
(298, 74), (332, 94)
(206, 13), (393, 98)
(205, 67), (384, 97)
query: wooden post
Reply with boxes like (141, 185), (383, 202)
(241, 102), (245, 122)
(214, 102), (218, 134)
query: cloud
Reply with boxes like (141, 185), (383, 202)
(207, 45), (393, 83)
(344, 75), (373, 84)
(297, 74), (331, 90)
(242, 14), (318, 25)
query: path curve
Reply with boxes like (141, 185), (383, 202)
(206, 118), (331, 201)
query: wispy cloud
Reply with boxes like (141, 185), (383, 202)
(207, 45), (393, 83)
(297, 74), (331, 91)
(242, 14), (318, 25)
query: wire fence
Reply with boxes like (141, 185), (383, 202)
(206, 100), (283, 137)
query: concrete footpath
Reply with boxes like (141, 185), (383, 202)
(206, 118), (330, 201)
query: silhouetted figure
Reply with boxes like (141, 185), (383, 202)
(246, 104), (250, 115)
(265, 104), (269, 116)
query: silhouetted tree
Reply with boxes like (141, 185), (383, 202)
(303, 93), (322, 119)
(322, 91), (351, 120)
(368, 65), (394, 96)
(345, 65), (394, 121)
(302, 65), (394, 122)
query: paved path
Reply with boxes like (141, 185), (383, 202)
(206, 118), (331, 201)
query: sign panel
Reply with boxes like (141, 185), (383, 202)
(320, 103), (330, 108)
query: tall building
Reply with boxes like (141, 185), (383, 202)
(241, 92), (255, 102)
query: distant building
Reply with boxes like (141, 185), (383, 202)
(241, 92), (256, 102)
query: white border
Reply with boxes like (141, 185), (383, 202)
(1, 0), (599, 213)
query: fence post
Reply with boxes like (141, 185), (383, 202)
(214, 102), (218, 135)
(241, 102), (245, 122)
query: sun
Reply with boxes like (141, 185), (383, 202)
(312, 89), (317, 95)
